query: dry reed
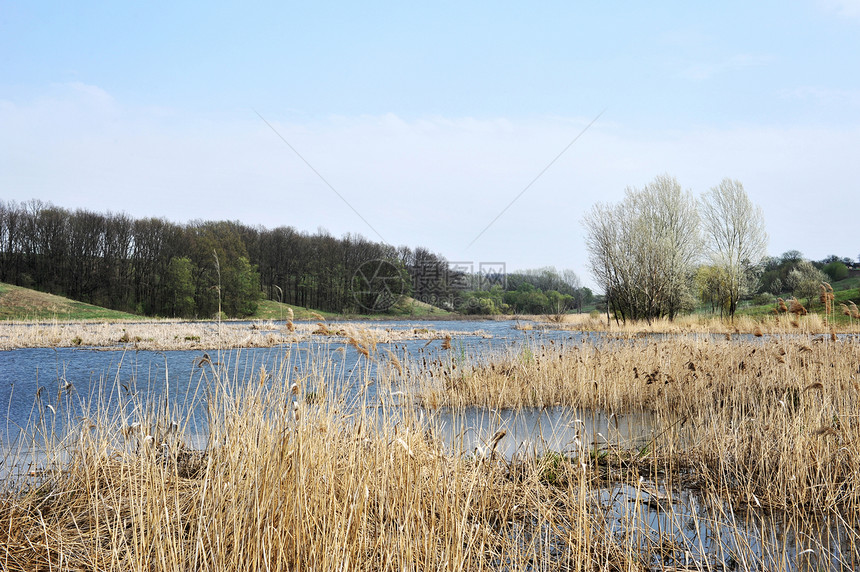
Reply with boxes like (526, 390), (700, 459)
(789, 297), (808, 316)
(416, 334), (860, 515)
(0, 321), (476, 351)
(0, 347), (644, 571)
(534, 310), (860, 338)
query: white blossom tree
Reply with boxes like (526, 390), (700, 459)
(699, 179), (768, 319)
(583, 175), (700, 323)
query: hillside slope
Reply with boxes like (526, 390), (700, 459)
(0, 283), (140, 321)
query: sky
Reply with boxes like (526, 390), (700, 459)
(2, 1), (859, 290)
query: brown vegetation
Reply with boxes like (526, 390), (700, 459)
(1, 351), (639, 571)
(418, 334), (860, 514)
(534, 310), (860, 337)
(0, 321), (482, 351)
(5, 324), (860, 570)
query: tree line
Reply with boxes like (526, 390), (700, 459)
(456, 267), (594, 315)
(752, 251), (856, 308)
(0, 200), (457, 318)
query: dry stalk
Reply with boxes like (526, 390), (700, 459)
(0, 348), (642, 571)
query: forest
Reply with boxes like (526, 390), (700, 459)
(0, 199), (460, 318)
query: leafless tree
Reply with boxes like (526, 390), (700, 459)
(583, 175), (700, 323)
(700, 179), (768, 319)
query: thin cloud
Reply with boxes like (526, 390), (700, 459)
(66, 82), (114, 103)
(681, 53), (774, 81)
(780, 85), (860, 105)
(819, 0), (860, 20)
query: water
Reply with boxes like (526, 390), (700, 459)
(595, 480), (860, 571)
(0, 320), (594, 446)
(428, 406), (656, 458)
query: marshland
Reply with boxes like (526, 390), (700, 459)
(3, 315), (860, 571)
(6, 1), (860, 569)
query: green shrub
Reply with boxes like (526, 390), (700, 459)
(752, 292), (775, 306)
(822, 261), (849, 282)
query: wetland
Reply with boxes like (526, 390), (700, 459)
(1, 318), (859, 571)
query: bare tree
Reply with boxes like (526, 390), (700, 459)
(583, 201), (624, 322)
(700, 179), (768, 319)
(583, 175), (700, 323)
(629, 175), (701, 319)
(562, 269), (584, 311)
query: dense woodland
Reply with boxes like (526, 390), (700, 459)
(0, 200), (462, 317)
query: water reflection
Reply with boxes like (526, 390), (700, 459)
(427, 406), (656, 459)
(596, 482), (860, 571)
(0, 320), (591, 446)
(420, 406), (859, 571)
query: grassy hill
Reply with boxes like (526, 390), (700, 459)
(0, 282), (451, 322)
(0, 283), (140, 321)
(381, 296), (452, 318)
(250, 299), (339, 321)
(737, 277), (860, 322)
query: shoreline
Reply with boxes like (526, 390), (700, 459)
(0, 319), (493, 351)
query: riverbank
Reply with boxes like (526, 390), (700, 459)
(532, 311), (860, 336)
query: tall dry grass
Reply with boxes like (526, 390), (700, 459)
(412, 333), (860, 569)
(0, 321), (476, 351)
(6, 329), (860, 570)
(417, 334), (860, 514)
(535, 311), (857, 336)
(0, 347), (641, 572)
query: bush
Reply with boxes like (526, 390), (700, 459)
(753, 292), (775, 306)
(822, 261), (849, 282)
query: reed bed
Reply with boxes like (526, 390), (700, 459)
(416, 333), (860, 564)
(6, 328), (860, 570)
(536, 312), (860, 336)
(0, 320), (479, 351)
(1, 346), (642, 572)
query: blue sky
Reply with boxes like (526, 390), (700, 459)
(2, 1), (859, 288)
